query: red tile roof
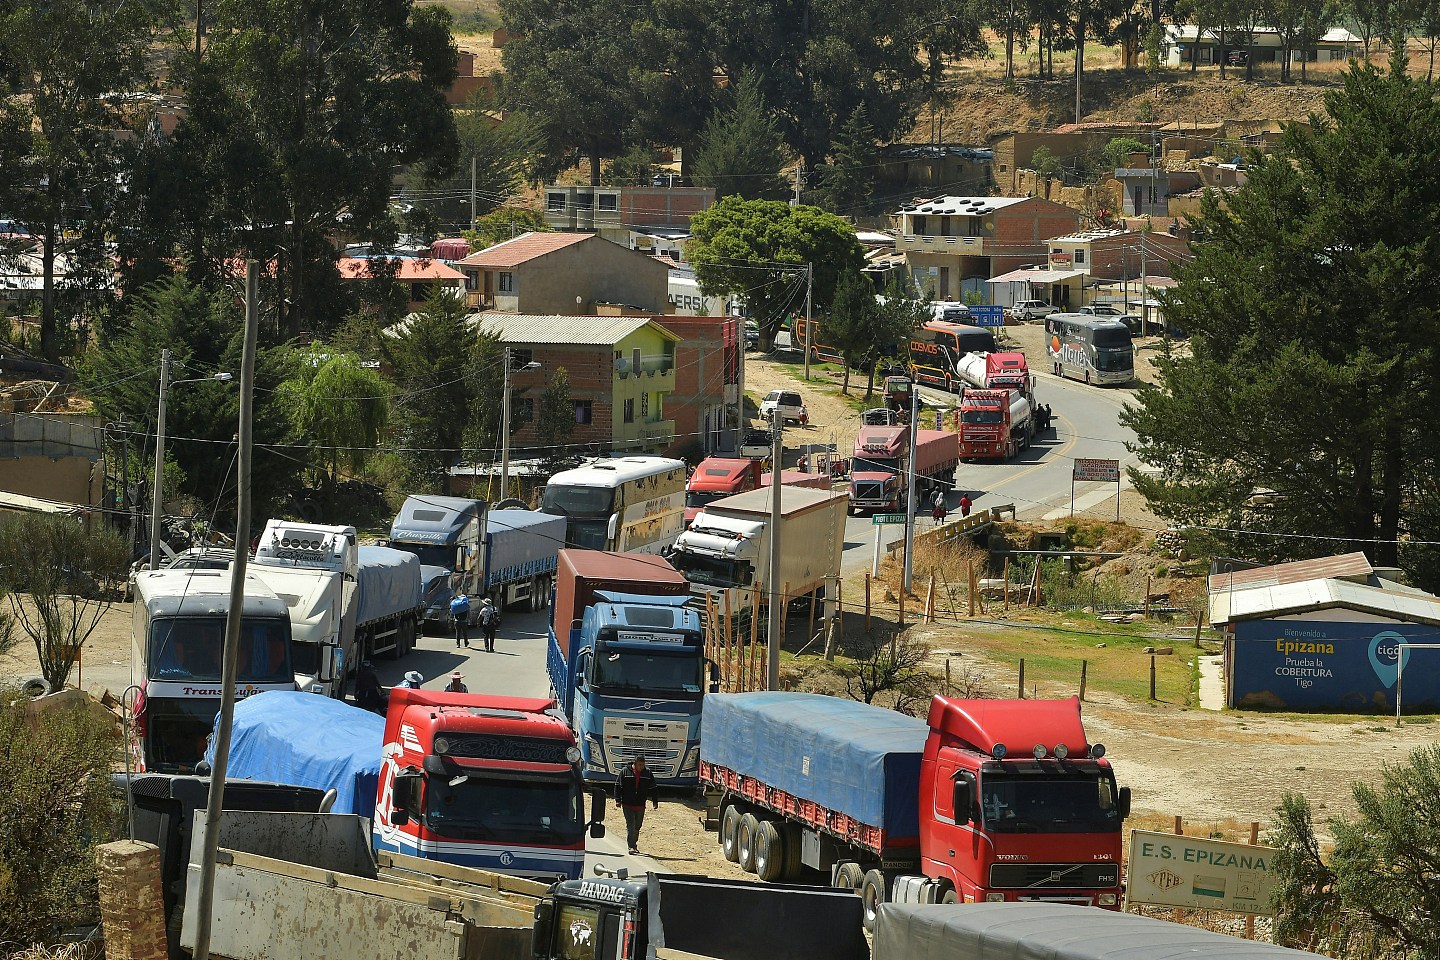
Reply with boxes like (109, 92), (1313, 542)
(336, 257), (466, 282)
(457, 232), (590, 269)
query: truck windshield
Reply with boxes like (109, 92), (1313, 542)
(980, 774), (1123, 833)
(543, 484), (615, 518)
(551, 903), (605, 960)
(962, 410), (1002, 425)
(685, 490), (727, 509)
(853, 457), (900, 473)
(391, 542), (455, 569)
(667, 553), (751, 589)
(149, 617), (292, 684)
(425, 774), (584, 844)
(592, 646), (703, 696)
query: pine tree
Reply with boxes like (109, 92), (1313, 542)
(689, 72), (788, 201)
(815, 106), (879, 216)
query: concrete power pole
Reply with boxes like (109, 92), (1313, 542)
(901, 384), (920, 594)
(767, 410), (783, 690)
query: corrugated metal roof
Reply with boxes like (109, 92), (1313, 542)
(456, 232), (590, 268)
(1206, 552), (1372, 593)
(474, 314), (681, 345)
(987, 267), (1088, 283)
(1210, 576), (1440, 627)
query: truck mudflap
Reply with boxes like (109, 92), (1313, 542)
(373, 831), (585, 882)
(647, 874), (868, 960)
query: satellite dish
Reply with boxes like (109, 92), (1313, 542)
(614, 356), (630, 373)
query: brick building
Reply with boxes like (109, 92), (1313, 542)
(474, 314), (681, 455)
(657, 315), (743, 459)
(895, 195), (1080, 302)
(456, 232), (670, 315)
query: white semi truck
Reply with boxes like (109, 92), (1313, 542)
(250, 519), (423, 698)
(666, 486), (848, 619)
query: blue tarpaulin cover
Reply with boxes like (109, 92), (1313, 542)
(701, 692), (927, 842)
(486, 510), (565, 586)
(206, 691), (383, 817)
(356, 546), (421, 626)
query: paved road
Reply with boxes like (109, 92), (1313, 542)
(371, 609), (665, 879)
(838, 370), (1141, 573)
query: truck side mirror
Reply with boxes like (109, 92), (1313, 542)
(589, 791), (607, 839)
(392, 769), (421, 826)
(706, 659), (720, 693)
(531, 900), (554, 960)
(1118, 786), (1132, 820)
(953, 780), (974, 824)
(606, 514), (619, 543)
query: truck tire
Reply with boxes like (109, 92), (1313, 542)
(529, 576), (545, 613)
(753, 819), (785, 882)
(780, 822), (804, 881)
(737, 813), (760, 873)
(720, 805), (744, 862)
(860, 869), (889, 931)
(834, 862), (864, 892)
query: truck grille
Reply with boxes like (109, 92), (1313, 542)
(989, 863), (1119, 889)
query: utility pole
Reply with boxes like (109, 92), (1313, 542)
(191, 261), (260, 960)
(902, 384), (920, 594)
(149, 348), (172, 571)
(792, 166), (804, 206)
(469, 156), (477, 232)
(1139, 234), (1148, 337)
(767, 409), (783, 690)
(801, 263), (813, 382)
(501, 346), (514, 501)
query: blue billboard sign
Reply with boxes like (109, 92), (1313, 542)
(1231, 619), (1440, 711)
(968, 305), (1005, 328)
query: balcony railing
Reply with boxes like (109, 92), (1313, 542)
(898, 234), (989, 253)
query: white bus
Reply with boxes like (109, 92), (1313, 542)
(541, 456), (687, 553)
(1045, 314), (1135, 386)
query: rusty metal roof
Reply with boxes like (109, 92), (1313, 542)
(1206, 552), (1373, 593)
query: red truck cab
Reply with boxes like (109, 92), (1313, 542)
(956, 389), (1033, 460)
(685, 457), (763, 526)
(917, 696), (1127, 909)
(374, 688), (597, 880)
(848, 426), (907, 514)
(985, 352), (1033, 395)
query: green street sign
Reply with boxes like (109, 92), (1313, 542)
(872, 513), (906, 525)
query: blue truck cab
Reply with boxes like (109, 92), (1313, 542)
(551, 591), (710, 787)
(388, 495), (484, 629)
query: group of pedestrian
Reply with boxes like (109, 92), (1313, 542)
(929, 490), (973, 525)
(450, 593), (499, 652)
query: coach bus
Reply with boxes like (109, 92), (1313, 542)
(908, 322), (997, 392)
(1045, 313), (1135, 386)
(541, 456), (687, 553)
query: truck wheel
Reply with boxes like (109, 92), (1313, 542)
(834, 862), (864, 892)
(720, 805), (744, 862)
(860, 870), (890, 931)
(780, 822), (804, 881)
(737, 813), (760, 873)
(753, 819), (785, 882)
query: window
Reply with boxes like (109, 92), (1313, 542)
(574, 192), (594, 210)
(939, 267), (950, 297)
(511, 397), (533, 425)
(598, 193), (618, 212)
(913, 215), (927, 235)
(498, 272), (514, 293)
(463, 269), (477, 292)
(575, 400), (593, 425)
(546, 193), (566, 212)
(623, 398), (635, 423)
(939, 216), (951, 236)
(1074, 249), (1086, 265)
(632, 348), (641, 372)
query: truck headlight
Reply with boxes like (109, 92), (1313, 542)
(679, 746), (700, 774)
(1098, 894), (1117, 906)
(984, 893), (1006, 902)
(566, 746), (582, 765)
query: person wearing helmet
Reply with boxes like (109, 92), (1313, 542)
(399, 670), (424, 689)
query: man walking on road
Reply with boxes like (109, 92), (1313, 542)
(450, 592), (471, 647)
(479, 597), (499, 652)
(614, 756), (659, 855)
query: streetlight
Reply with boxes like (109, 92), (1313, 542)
(500, 345), (541, 501)
(149, 347), (234, 570)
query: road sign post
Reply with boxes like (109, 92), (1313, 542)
(968, 304), (1005, 328)
(871, 513), (904, 577)
(1071, 457), (1122, 520)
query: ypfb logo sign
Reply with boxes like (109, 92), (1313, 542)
(1368, 631), (1411, 688)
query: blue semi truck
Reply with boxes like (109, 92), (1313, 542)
(389, 497), (562, 630)
(547, 549), (711, 787)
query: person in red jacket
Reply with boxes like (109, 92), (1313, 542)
(614, 756), (659, 854)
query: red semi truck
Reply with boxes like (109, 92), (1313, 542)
(847, 426), (960, 514)
(701, 693), (1129, 929)
(685, 457), (763, 526)
(955, 351), (1034, 398)
(955, 388), (1034, 460)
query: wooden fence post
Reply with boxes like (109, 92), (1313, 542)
(1003, 556), (1010, 613)
(925, 572), (936, 624)
(1080, 659), (1088, 702)
(1244, 822), (1259, 940)
(1150, 654), (1157, 701)
(1143, 574), (1151, 617)
(1018, 658), (1026, 699)
(864, 574), (872, 632)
